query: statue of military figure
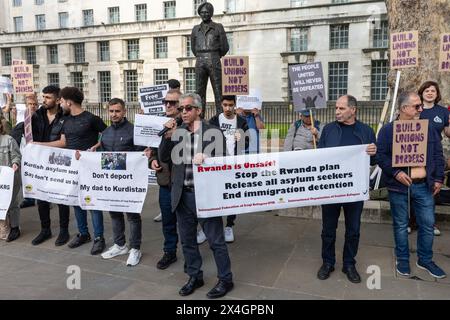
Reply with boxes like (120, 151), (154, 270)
(191, 2), (229, 116)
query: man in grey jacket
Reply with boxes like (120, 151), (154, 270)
(283, 109), (323, 151)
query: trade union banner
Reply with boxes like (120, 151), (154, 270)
(194, 145), (370, 218)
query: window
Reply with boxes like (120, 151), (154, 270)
(226, 33), (233, 55)
(290, 0), (306, 7)
(154, 37), (168, 59)
(184, 68), (196, 93)
(185, 36), (193, 57)
(14, 17), (23, 32)
(47, 73), (59, 87)
(330, 24), (349, 49)
(373, 21), (388, 48)
(98, 41), (110, 62)
(71, 72), (83, 92)
(35, 0), (44, 5)
(154, 69), (168, 85)
(193, 0), (206, 15)
(59, 12), (68, 28)
(1, 48), (12, 66)
(225, 0), (236, 13)
(164, 1), (176, 19)
(127, 39), (140, 60)
(82, 9), (94, 26)
(36, 14), (46, 30)
(25, 47), (37, 65)
(290, 28), (308, 52)
(12, 0), (22, 7)
(135, 4), (147, 22)
(124, 70), (138, 102)
(328, 62), (348, 100)
(98, 71), (111, 103)
(108, 7), (120, 24)
(371, 60), (388, 101)
(73, 43), (85, 63)
(47, 45), (58, 64)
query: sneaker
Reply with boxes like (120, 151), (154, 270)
(31, 228), (52, 245)
(127, 248), (142, 266)
(68, 233), (91, 249)
(407, 227), (411, 234)
(156, 252), (177, 270)
(433, 225), (441, 236)
(396, 260), (411, 276)
(416, 260), (447, 279)
(153, 213), (162, 222)
(197, 229), (207, 244)
(101, 244), (129, 259)
(0, 220), (11, 240)
(91, 237), (106, 255)
(224, 227), (234, 243)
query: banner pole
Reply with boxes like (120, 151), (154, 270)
(310, 109), (317, 149)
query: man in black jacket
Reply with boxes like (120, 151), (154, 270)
(29, 85), (71, 247)
(207, 95), (248, 243)
(159, 93), (234, 299)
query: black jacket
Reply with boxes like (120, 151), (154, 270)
(209, 114), (249, 155)
(100, 118), (142, 152)
(31, 106), (66, 143)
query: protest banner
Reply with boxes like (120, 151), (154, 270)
(0, 76), (13, 94)
(134, 114), (170, 148)
(194, 145), (370, 218)
(139, 84), (169, 116)
(222, 56), (249, 95)
(15, 104), (26, 124)
(392, 119), (428, 167)
(439, 33), (450, 72)
(288, 62), (326, 111)
(0, 166), (14, 220)
(12, 60), (34, 94)
(24, 108), (33, 144)
(390, 30), (419, 69)
(21, 144), (79, 205)
(236, 88), (262, 110)
(78, 152), (148, 213)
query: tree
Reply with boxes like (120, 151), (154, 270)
(385, 0), (450, 103)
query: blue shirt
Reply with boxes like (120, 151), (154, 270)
(244, 114), (264, 154)
(338, 122), (360, 146)
(420, 104), (449, 139)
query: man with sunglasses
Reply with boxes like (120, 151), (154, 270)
(376, 91), (446, 279)
(159, 93), (233, 299)
(150, 89), (182, 270)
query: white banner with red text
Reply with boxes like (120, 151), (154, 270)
(0, 166), (14, 219)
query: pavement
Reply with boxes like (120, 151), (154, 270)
(1, 185), (449, 300)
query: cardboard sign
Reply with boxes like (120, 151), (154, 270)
(390, 31), (419, 69)
(12, 60), (34, 94)
(236, 89), (262, 110)
(288, 62), (326, 111)
(139, 84), (168, 116)
(222, 56), (249, 95)
(392, 120), (428, 167)
(439, 33), (450, 72)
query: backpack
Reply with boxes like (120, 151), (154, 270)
(293, 119), (321, 138)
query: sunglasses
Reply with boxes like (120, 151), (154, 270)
(162, 100), (178, 106)
(178, 105), (199, 112)
(408, 104), (423, 111)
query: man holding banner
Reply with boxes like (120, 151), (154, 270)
(159, 93), (234, 299)
(317, 95), (377, 283)
(376, 91), (446, 279)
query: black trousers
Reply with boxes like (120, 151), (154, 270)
(37, 200), (70, 230)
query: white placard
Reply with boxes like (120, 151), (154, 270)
(0, 77), (13, 94)
(236, 89), (262, 110)
(78, 151), (148, 213)
(15, 103), (26, 124)
(21, 144), (80, 206)
(0, 166), (14, 220)
(134, 114), (170, 148)
(139, 84), (169, 116)
(194, 145), (370, 218)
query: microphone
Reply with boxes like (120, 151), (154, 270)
(158, 117), (183, 137)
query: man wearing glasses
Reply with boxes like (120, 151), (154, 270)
(159, 93), (233, 299)
(376, 91), (446, 279)
(150, 89), (182, 270)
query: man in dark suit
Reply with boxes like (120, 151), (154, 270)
(159, 93), (233, 299)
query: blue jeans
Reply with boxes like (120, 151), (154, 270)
(73, 206), (104, 238)
(321, 201), (364, 267)
(159, 186), (178, 254)
(388, 183), (435, 263)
